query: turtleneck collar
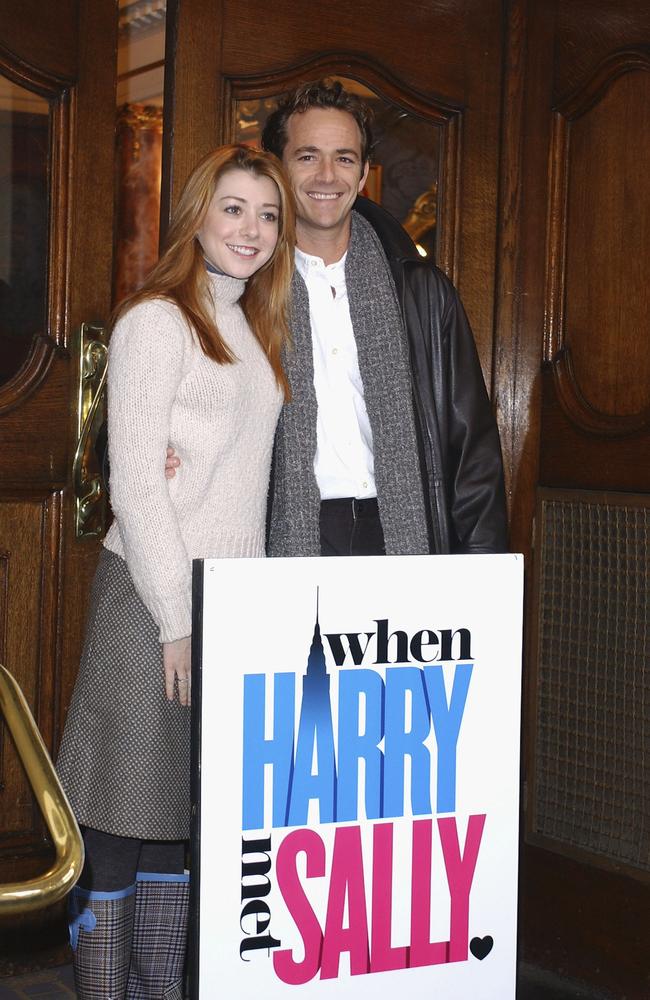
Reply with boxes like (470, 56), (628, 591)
(206, 269), (246, 306)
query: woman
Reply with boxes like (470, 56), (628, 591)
(57, 144), (295, 1000)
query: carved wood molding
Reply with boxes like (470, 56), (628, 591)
(0, 43), (73, 95)
(543, 106), (568, 364)
(0, 336), (62, 415)
(0, 44), (72, 408)
(545, 48), (650, 361)
(557, 47), (650, 121)
(543, 49), (650, 434)
(545, 348), (650, 437)
(223, 50), (462, 118)
(223, 52), (462, 281)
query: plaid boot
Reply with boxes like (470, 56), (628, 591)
(126, 872), (190, 1000)
(69, 884), (136, 999)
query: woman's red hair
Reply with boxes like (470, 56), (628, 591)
(113, 144), (295, 399)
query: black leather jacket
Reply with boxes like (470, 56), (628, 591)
(354, 196), (508, 554)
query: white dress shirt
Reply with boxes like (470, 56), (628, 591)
(295, 247), (377, 500)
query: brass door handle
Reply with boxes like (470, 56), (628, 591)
(73, 322), (108, 539)
(0, 664), (84, 914)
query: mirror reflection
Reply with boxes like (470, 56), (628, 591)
(0, 77), (50, 385)
(234, 77), (441, 260)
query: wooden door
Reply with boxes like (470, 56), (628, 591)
(494, 1), (650, 994)
(165, 1), (650, 995)
(0, 0), (116, 969)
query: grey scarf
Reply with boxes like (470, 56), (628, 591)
(268, 210), (430, 557)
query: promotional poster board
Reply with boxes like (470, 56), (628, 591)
(190, 554), (523, 999)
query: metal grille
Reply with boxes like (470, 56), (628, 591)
(533, 491), (649, 872)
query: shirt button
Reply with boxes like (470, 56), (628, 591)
(332, 347), (338, 355)
(362, 481), (368, 489)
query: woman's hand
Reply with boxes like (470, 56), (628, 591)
(165, 446), (180, 479)
(163, 636), (191, 705)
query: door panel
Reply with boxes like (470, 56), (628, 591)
(497, 1), (650, 994)
(164, 0), (504, 382)
(0, 1), (115, 969)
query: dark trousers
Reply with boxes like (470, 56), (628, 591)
(319, 497), (386, 556)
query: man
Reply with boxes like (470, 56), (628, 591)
(259, 79), (507, 557)
(161, 79), (507, 556)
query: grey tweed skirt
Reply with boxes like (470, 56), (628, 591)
(57, 548), (191, 840)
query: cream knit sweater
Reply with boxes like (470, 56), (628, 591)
(104, 273), (282, 643)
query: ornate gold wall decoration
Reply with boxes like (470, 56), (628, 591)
(114, 103), (163, 303)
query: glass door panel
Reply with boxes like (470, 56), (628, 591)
(233, 77), (441, 260)
(0, 76), (50, 385)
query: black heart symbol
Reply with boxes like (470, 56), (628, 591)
(470, 935), (494, 960)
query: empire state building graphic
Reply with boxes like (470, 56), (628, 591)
(305, 588), (329, 693)
(287, 589), (337, 825)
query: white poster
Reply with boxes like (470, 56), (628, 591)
(191, 554), (523, 999)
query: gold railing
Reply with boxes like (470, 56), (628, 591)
(0, 663), (84, 914)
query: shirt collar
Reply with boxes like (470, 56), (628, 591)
(294, 246), (347, 281)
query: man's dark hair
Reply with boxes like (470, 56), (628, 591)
(261, 78), (374, 164)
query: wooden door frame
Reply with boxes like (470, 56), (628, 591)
(0, 0), (116, 971)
